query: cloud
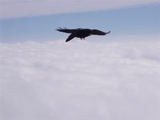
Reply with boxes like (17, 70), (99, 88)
(0, 0), (159, 19)
(1, 40), (160, 120)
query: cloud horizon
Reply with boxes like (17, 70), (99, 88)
(1, 0), (159, 19)
(1, 40), (160, 120)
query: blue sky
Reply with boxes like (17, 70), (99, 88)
(0, 0), (160, 43)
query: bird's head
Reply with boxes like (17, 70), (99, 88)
(85, 29), (92, 36)
(89, 30), (92, 36)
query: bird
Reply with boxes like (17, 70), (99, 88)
(56, 28), (111, 42)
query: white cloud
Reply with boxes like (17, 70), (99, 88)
(0, 0), (159, 19)
(1, 40), (160, 120)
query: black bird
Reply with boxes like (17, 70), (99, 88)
(56, 28), (111, 42)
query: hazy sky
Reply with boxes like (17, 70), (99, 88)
(0, 0), (160, 43)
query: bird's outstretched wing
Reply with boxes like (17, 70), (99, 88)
(56, 28), (79, 33)
(92, 29), (110, 35)
(66, 32), (77, 42)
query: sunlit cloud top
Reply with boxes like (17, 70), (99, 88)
(0, 0), (159, 19)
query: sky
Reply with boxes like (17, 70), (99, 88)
(1, 1), (160, 119)
(0, 0), (160, 43)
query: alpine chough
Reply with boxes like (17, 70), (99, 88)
(56, 28), (111, 42)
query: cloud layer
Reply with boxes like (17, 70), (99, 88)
(1, 0), (159, 19)
(1, 40), (160, 120)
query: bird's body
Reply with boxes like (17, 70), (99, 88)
(73, 29), (93, 40)
(57, 28), (110, 42)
